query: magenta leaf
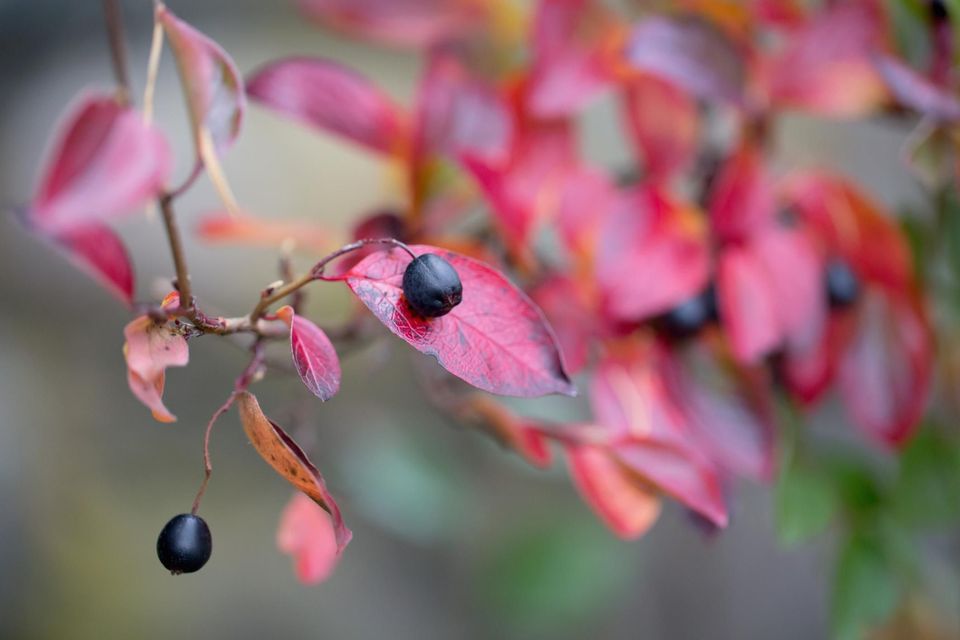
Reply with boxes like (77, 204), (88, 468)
(277, 492), (341, 585)
(278, 307), (341, 402)
(53, 223), (135, 306)
(298, 0), (482, 48)
(622, 74), (699, 183)
(625, 16), (745, 105)
(247, 57), (409, 155)
(29, 93), (171, 232)
(123, 313), (189, 423)
(158, 2), (245, 154)
(596, 186), (710, 322)
(339, 245), (575, 397)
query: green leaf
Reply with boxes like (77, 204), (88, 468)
(832, 534), (900, 640)
(775, 460), (838, 546)
(892, 427), (960, 527)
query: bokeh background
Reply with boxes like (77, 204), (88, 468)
(0, 1), (956, 639)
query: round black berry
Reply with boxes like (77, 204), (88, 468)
(156, 514), (212, 575)
(931, 0), (949, 23)
(656, 286), (718, 339)
(825, 259), (860, 309)
(402, 253), (463, 318)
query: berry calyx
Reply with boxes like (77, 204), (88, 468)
(655, 286), (718, 339)
(156, 513), (212, 575)
(825, 259), (860, 309)
(402, 253), (463, 318)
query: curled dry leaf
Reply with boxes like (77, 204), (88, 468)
(277, 306), (342, 402)
(247, 57), (409, 155)
(339, 245), (575, 398)
(123, 314), (189, 422)
(277, 492), (341, 585)
(237, 391), (352, 552)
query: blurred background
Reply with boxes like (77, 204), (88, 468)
(0, 1), (956, 639)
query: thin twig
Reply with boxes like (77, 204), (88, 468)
(158, 194), (193, 312)
(101, 0), (131, 106)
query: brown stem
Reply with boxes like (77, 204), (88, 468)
(101, 0), (131, 106)
(159, 194), (194, 314)
(190, 341), (266, 515)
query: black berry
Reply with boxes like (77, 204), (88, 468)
(402, 254), (463, 318)
(825, 259), (860, 309)
(931, 0), (949, 23)
(156, 514), (212, 575)
(656, 286), (718, 339)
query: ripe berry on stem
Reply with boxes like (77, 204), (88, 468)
(402, 254), (463, 318)
(655, 286), (718, 339)
(157, 513), (212, 575)
(825, 259), (860, 309)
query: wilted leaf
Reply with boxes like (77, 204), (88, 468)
(157, 2), (245, 154)
(339, 245), (575, 397)
(277, 492), (341, 585)
(28, 93), (170, 232)
(596, 186), (710, 322)
(247, 57), (409, 155)
(298, 0), (484, 48)
(625, 15), (745, 105)
(123, 314), (189, 422)
(567, 444), (662, 539)
(237, 391), (352, 551)
(277, 306), (341, 402)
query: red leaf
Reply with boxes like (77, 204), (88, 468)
(708, 143), (776, 242)
(622, 74), (699, 183)
(530, 275), (595, 375)
(874, 55), (960, 122)
(458, 394), (553, 468)
(340, 245), (575, 397)
(763, 2), (887, 116)
(625, 15), (745, 105)
(717, 244), (780, 363)
(238, 391), (352, 552)
(838, 291), (932, 448)
(567, 444), (662, 539)
(52, 223), (134, 305)
(555, 165), (616, 262)
(298, 0), (483, 48)
(123, 314), (189, 422)
(277, 492), (341, 585)
(596, 187), (711, 322)
(157, 2), (245, 153)
(414, 52), (513, 165)
(277, 307), (342, 402)
(29, 93), (171, 232)
(247, 57), (408, 155)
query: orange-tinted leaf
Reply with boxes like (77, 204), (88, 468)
(567, 444), (662, 539)
(123, 315), (189, 422)
(247, 57), (409, 155)
(277, 492), (341, 585)
(157, 3), (245, 154)
(340, 245), (575, 397)
(196, 211), (336, 253)
(237, 391), (352, 551)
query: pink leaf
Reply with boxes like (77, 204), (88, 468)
(277, 492), (341, 585)
(157, 3), (245, 153)
(764, 2), (887, 116)
(874, 55), (960, 122)
(52, 223), (134, 306)
(625, 15), (745, 105)
(621, 74), (699, 183)
(247, 57), (408, 155)
(838, 291), (932, 448)
(708, 144), (776, 242)
(123, 314), (189, 422)
(340, 245), (575, 397)
(298, 0), (483, 48)
(196, 211), (335, 253)
(530, 275), (594, 375)
(567, 444), (662, 539)
(555, 165), (617, 261)
(238, 391), (352, 552)
(717, 244), (780, 363)
(277, 307), (342, 402)
(29, 93), (171, 232)
(596, 187), (710, 322)
(414, 52), (513, 165)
